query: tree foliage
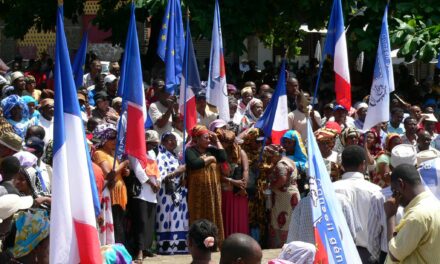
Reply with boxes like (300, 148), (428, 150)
(1, 0), (440, 63)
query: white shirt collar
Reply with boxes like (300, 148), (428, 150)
(341, 171), (365, 180)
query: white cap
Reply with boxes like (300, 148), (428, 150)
(417, 149), (440, 166)
(355, 102), (368, 110)
(422, 113), (438, 123)
(0, 194), (33, 223)
(391, 144), (417, 168)
(104, 74), (117, 85)
(10, 71), (24, 84)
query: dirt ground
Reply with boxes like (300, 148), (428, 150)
(144, 249), (281, 263)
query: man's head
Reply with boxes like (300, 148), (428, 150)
(333, 105), (348, 124)
(0, 156), (20, 181)
(25, 136), (45, 159)
(341, 145), (366, 172)
(244, 81), (257, 95)
(260, 92), (272, 110)
(196, 90), (207, 113)
(391, 164), (423, 207)
(220, 233), (262, 264)
(39, 99), (54, 121)
(417, 130), (432, 151)
(10, 72), (25, 93)
(410, 105), (422, 121)
(404, 117), (417, 135)
(286, 77), (300, 98)
(390, 108), (404, 126)
(258, 84), (272, 97)
(355, 103), (368, 122)
(94, 91), (110, 111)
(104, 74), (118, 97)
(89, 60), (102, 77)
(109, 61), (120, 77)
(25, 125), (45, 141)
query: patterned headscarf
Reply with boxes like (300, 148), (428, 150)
(242, 128), (261, 145)
(191, 125), (210, 137)
(1, 94), (29, 120)
(20, 166), (49, 198)
(93, 123), (117, 148)
(314, 127), (337, 142)
(340, 127), (360, 146)
(218, 129), (241, 164)
(385, 133), (401, 153)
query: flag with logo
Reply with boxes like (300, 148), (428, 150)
(254, 60), (288, 144)
(363, 5), (394, 131)
(206, 0), (229, 121)
(418, 158), (440, 200)
(51, 4), (101, 263)
(306, 121), (362, 263)
(157, 0), (185, 94)
(323, 0), (351, 110)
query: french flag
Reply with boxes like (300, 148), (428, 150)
(51, 5), (101, 264)
(306, 121), (361, 264)
(255, 60), (288, 144)
(179, 18), (198, 133)
(119, 3), (148, 168)
(206, 0), (230, 121)
(323, 0), (351, 110)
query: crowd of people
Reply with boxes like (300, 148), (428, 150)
(0, 54), (439, 264)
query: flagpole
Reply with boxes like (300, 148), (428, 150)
(182, 7), (190, 163)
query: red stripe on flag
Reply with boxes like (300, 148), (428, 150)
(335, 73), (351, 110)
(313, 227), (329, 264)
(74, 219), (102, 263)
(271, 129), (287, 145)
(185, 96), (197, 132)
(219, 54), (226, 78)
(126, 105), (148, 167)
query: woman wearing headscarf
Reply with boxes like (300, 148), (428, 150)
(1, 95), (39, 138)
(239, 128), (264, 242)
(185, 125), (227, 245)
(155, 132), (188, 255)
(374, 133), (402, 187)
(92, 123), (130, 243)
(239, 98), (263, 133)
(21, 95), (40, 120)
(269, 157), (300, 248)
(340, 127), (360, 147)
(217, 129), (249, 238)
(314, 127), (341, 181)
(281, 130), (307, 173)
(9, 166), (51, 263)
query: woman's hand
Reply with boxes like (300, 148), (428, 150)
(174, 165), (186, 175)
(34, 196), (51, 206)
(204, 156), (216, 165)
(106, 170), (116, 189)
(209, 132), (219, 144)
(148, 180), (160, 193)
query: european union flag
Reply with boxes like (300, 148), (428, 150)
(157, 0), (185, 94)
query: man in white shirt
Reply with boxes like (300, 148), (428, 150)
(82, 60), (102, 88)
(288, 92), (321, 141)
(38, 98), (54, 146)
(195, 90), (218, 128)
(148, 87), (177, 138)
(333, 145), (381, 263)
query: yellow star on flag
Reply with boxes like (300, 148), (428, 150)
(171, 50), (175, 56)
(162, 23), (167, 29)
(161, 34), (166, 41)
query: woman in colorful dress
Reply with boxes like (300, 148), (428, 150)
(1, 95), (39, 138)
(217, 129), (249, 238)
(185, 125), (227, 245)
(240, 128), (265, 244)
(375, 133), (402, 187)
(268, 157), (300, 248)
(156, 132), (188, 255)
(92, 123), (130, 243)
